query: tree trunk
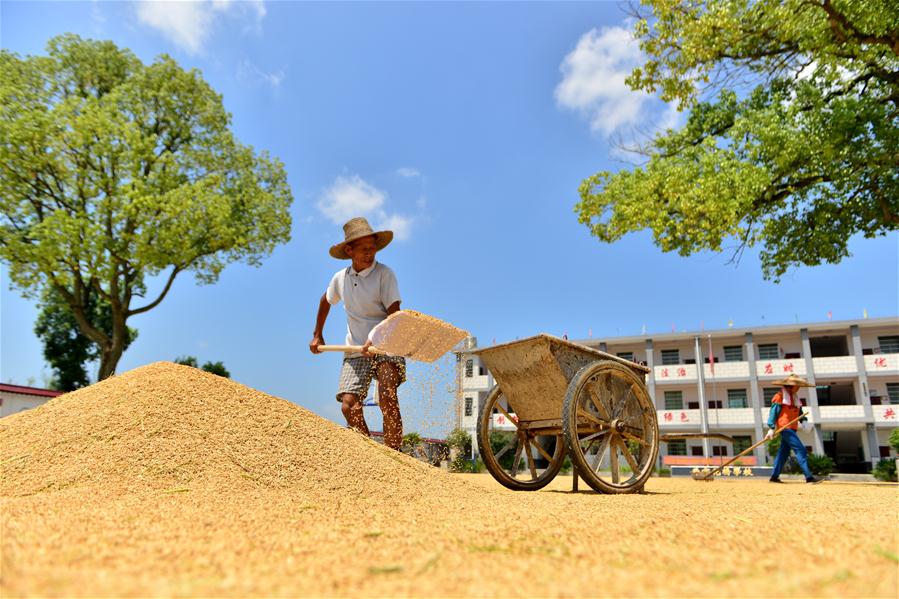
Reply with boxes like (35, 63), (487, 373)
(97, 339), (125, 380)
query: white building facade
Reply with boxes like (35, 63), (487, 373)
(0, 383), (61, 417)
(457, 317), (899, 472)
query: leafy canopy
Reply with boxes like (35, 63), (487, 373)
(0, 35), (292, 377)
(576, 0), (899, 280)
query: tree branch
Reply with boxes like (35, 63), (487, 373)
(127, 265), (181, 316)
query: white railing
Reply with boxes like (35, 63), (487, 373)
(657, 408), (701, 426)
(756, 359), (806, 378)
(703, 361), (750, 379)
(462, 374), (491, 390)
(873, 404), (899, 424)
(706, 408), (756, 426)
(818, 405), (865, 420)
(865, 353), (899, 373)
(812, 356), (857, 376)
(654, 363), (697, 383)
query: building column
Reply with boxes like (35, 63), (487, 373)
(694, 336), (711, 457)
(745, 332), (767, 464)
(645, 338), (656, 407)
(800, 328), (825, 454)
(851, 325), (880, 469)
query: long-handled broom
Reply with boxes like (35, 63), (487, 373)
(692, 412), (807, 481)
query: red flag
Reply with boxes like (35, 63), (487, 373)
(708, 335), (715, 375)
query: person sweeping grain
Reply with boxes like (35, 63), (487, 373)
(764, 374), (823, 484)
(309, 217), (406, 450)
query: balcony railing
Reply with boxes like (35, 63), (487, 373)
(818, 405), (866, 420)
(462, 374), (492, 390)
(812, 356), (857, 376)
(653, 363), (697, 383)
(865, 353), (899, 373)
(873, 404), (899, 424)
(756, 358), (806, 378)
(703, 361), (750, 379)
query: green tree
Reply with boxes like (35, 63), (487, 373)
(174, 356), (199, 368)
(1, 35), (292, 380)
(201, 361), (230, 378)
(576, 0), (899, 280)
(34, 287), (137, 391)
(174, 355), (230, 378)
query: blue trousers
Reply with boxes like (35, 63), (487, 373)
(772, 428), (813, 479)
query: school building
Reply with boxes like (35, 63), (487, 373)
(456, 317), (899, 473)
(0, 383), (62, 418)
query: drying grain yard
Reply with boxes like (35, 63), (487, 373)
(1, 363), (896, 597)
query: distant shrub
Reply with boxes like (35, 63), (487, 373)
(807, 453), (835, 476)
(872, 459), (897, 482)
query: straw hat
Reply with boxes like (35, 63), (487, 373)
(329, 217), (393, 259)
(772, 373), (814, 388)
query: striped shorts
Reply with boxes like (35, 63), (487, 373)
(336, 354), (407, 402)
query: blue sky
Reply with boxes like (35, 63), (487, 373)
(2, 1), (897, 436)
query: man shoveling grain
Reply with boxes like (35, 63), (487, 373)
(309, 217), (406, 450)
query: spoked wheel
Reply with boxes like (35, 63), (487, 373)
(562, 361), (659, 494)
(477, 385), (566, 491)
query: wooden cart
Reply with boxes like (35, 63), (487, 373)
(472, 334), (658, 494)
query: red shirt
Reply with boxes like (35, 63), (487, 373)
(772, 392), (802, 430)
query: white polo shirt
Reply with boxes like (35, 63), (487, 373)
(326, 261), (401, 355)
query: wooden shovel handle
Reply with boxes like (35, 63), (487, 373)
(316, 345), (386, 355)
(702, 412), (806, 479)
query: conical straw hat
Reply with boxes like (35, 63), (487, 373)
(772, 373), (814, 388)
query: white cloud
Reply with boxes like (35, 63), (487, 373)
(377, 214), (412, 241)
(556, 26), (688, 144)
(135, 0), (267, 55)
(396, 167), (420, 178)
(317, 175), (414, 241)
(237, 60), (285, 88)
(555, 27), (649, 135)
(318, 175), (385, 224)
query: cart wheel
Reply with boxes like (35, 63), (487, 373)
(477, 385), (566, 491)
(562, 361), (659, 494)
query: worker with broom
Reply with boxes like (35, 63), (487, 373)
(309, 217), (406, 450)
(765, 374), (823, 484)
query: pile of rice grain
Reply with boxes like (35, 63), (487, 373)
(2, 362), (896, 598)
(0, 362), (482, 505)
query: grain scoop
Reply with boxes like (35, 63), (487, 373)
(317, 310), (468, 363)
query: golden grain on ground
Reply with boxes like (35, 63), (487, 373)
(2, 362), (896, 597)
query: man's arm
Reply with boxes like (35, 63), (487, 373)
(310, 293), (330, 354)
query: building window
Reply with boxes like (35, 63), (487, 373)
(878, 335), (899, 354)
(724, 345), (743, 362)
(690, 446), (704, 456)
(733, 435), (752, 454)
(479, 366), (486, 376)
(708, 400), (723, 409)
(887, 383), (899, 405)
(465, 359), (473, 377)
(822, 431), (835, 442)
(758, 344), (779, 360)
(464, 397), (473, 417)
(763, 387), (778, 407)
(617, 352), (635, 362)
(661, 349), (680, 365)
(712, 445), (727, 456)
(727, 389), (748, 408)
(667, 439), (686, 456)
(880, 446), (892, 458)
(664, 391), (683, 410)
